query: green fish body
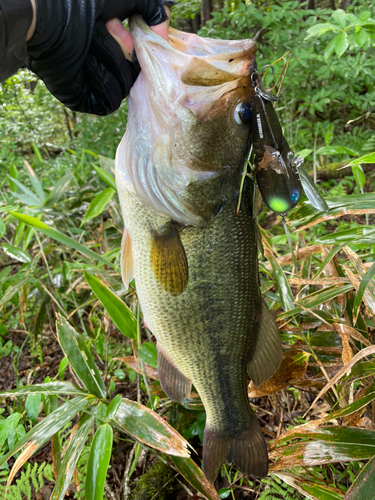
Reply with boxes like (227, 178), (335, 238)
(116, 17), (282, 480)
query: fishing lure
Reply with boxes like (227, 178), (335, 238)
(250, 69), (329, 215)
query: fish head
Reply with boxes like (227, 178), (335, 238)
(116, 16), (256, 225)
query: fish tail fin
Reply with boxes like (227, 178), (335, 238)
(203, 412), (268, 481)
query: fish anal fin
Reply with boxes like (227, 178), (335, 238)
(157, 345), (191, 405)
(203, 412), (268, 481)
(150, 222), (188, 296)
(121, 229), (134, 289)
(247, 299), (282, 387)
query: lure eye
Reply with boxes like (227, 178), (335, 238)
(234, 102), (252, 125)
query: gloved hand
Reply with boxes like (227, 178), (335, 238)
(26, 0), (173, 115)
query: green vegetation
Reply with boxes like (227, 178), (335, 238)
(0, 1), (374, 499)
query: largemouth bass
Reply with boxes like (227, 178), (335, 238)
(115, 16), (282, 480)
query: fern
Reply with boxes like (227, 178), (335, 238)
(259, 475), (307, 500)
(362, 135), (375, 152)
(0, 462), (54, 500)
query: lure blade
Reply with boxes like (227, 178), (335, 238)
(297, 165), (329, 212)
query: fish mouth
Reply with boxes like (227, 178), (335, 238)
(129, 15), (256, 88)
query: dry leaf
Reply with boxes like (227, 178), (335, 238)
(298, 209), (375, 232)
(248, 350), (309, 398)
(307, 345), (375, 414)
(332, 322), (371, 348)
(7, 440), (38, 488)
(115, 356), (158, 380)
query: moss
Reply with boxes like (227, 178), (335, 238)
(131, 460), (175, 500)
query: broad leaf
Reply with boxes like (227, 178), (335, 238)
(25, 394), (41, 424)
(138, 342), (158, 369)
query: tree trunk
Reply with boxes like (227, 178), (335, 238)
(201, 0), (213, 27)
(306, 0), (315, 9)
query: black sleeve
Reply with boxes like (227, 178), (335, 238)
(0, 0), (33, 82)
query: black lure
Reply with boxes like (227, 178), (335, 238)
(250, 70), (329, 215)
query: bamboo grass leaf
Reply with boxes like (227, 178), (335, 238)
(352, 261), (375, 322)
(7, 177), (42, 206)
(345, 455), (375, 500)
(0, 396), (87, 470)
(56, 314), (106, 400)
(1, 243), (32, 263)
(92, 164), (117, 190)
(0, 382), (88, 398)
(44, 172), (74, 208)
(267, 253), (294, 311)
(270, 426), (375, 471)
(23, 160), (46, 203)
(0, 273), (30, 308)
(112, 399), (190, 457)
(85, 424), (113, 500)
(307, 346), (375, 413)
(50, 412), (94, 500)
(82, 187), (116, 224)
(274, 472), (344, 500)
(171, 457), (221, 500)
(7, 211), (114, 268)
(84, 272), (137, 339)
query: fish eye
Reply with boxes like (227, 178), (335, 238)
(234, 102), (252, 125)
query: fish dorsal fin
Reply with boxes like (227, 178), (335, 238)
(150, 222), (188, 296)
(247, 300), (282, 387)
(157, 344), (191, 405)
(120, 229), (134, 289)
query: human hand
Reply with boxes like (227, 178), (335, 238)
(26, 0), (173, 115)
(106, 6), (170, 61)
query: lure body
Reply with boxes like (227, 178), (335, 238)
(251, 76), (328, 214)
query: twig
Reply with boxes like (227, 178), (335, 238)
(122, 444), (136, 500)
(105, 481), (118, 500)
(150, 473), (179, 500)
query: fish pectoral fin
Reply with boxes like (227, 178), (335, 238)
(121, 229), (134, 289)
(203, 412), (268, 481)
(150, 222), (188, 296)
(157, 345), (191, 405)
(247, 299), (283, 387)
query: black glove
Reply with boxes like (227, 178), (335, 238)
(25, 0), (172, 115)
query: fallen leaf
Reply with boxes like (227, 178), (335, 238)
(248, 350), (309, 397)
(115, 356), (158, 380)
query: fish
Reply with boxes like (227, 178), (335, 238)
(115, 16), (283, 480)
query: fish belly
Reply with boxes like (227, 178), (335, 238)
(117, 176), (270, 479)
